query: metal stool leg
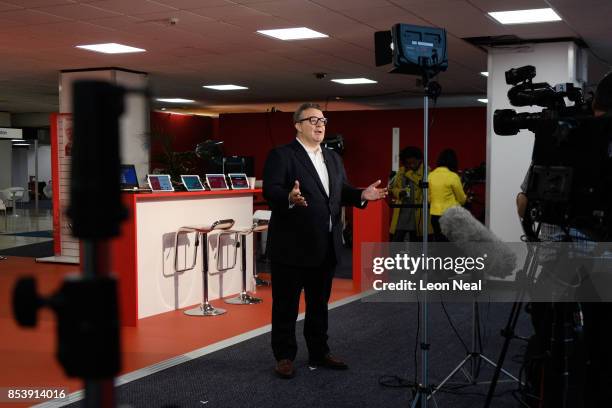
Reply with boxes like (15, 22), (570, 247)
(225, 233), (262, 305)
(254, 228), (270, 286)
(185, 232), (226, 316)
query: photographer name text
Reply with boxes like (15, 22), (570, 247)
(373, 279), (482, 292)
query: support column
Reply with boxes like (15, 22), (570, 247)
(42, 68), (148, 263)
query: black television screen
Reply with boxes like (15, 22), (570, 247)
(223, 156), (254, 176)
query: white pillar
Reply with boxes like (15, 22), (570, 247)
(48, 68), (149, 262)
(59, 68), (150, 179)
(486, 42), (587, 241)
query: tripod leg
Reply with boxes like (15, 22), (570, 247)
(410, 393), (420, 408)
(483, 300), (523, 407)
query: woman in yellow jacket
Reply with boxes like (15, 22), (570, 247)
(428, 149), (467, 241)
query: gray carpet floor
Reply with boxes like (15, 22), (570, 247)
(67, 300), (532, 408)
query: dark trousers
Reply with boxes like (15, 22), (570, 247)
(271, 244), (336, 362)
(431, 215), (448, 242)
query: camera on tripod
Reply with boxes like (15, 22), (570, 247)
(493, 65), (612, 236)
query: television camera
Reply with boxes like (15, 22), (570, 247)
(494, 65), (612, 239)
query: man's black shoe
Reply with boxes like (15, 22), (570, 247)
(308, 354), (348, 370)
(275, 359), (295, 379)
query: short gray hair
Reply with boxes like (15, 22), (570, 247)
(293, 103), (322, 123)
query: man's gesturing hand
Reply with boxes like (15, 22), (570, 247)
(289, 180), (308, 207)
(361, 180), (388, 201)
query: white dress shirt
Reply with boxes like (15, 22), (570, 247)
(295, 138), (332, 231)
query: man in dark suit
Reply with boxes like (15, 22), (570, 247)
(263, 103), (387, 379)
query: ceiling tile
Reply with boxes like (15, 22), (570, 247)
(148, 0), (232, 9)
(34, 3), (121, 20)
(85, 0), (175, 16)
(0, 8), (69, 24)
(129, 9), (213, 25)
(1, 0), (74, 7)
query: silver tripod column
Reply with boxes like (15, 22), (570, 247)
(411, 92), (435, 408)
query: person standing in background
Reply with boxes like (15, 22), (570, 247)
(389, 146), (428, 241)
(428, 149), (467, 241)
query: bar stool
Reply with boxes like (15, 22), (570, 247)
(224, 219), (269, 305)
(253, 210), (271, 286)
(173, 219), (235, 316)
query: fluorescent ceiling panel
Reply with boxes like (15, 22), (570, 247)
(331, 78), (377, 85)
(156, 98), (195, 103)
(488, 8), (561, 25)
(76, 43), (146, 54)
(257, 27), (328, 40)
(203, 85), (248, 90)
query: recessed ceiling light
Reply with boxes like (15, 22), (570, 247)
(13, 143), (30, 146)
(11, 139), (23, 141)
(488, 8), (561, 25)
(331, 78), (377, 85)
(480, 72), (489, 77)
(478, 98), (488, 104)
(203, 84), (248, 91)
(257, 27), (328, 41)
(161, 108), (167, 111)
(156, 98), (195, 103)
(76, 43), (146, 54)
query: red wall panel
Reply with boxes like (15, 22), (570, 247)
(218, 107), (486, 188)
(150, 112), (215, 168)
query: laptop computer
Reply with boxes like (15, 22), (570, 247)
(120, 164), (139, 190)
(147, 174), (174, 192)
(181, 175), (206, 191)
(205, 174), (229, 190)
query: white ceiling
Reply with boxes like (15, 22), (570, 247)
(0, 0), (610, 114)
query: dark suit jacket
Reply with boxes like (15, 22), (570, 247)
(263, 139), (366, 268)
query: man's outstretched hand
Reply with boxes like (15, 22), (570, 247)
(289, 180), (308, 207)
(361, 180), (388, 201)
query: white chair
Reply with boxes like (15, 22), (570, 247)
(43, 182), (52, 199)
(0, 189), (12, 208)
(8, 187), (25, 217)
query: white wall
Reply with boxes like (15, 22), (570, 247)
(486, 42), (582, 241)
(59, 69), (150, 181)
(114, 70), (150, 183)
(27, 145), (52, 183)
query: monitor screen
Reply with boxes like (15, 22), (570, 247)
(206, 174), (228, 190)
(228, 173), (250, 190)
(223, 156), (254, 176)
(181, 175), (205, 191)
(120, 164), (139, 189)
(147, 174), (174, 192)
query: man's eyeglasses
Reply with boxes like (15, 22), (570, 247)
(296, 116), (328, 126)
